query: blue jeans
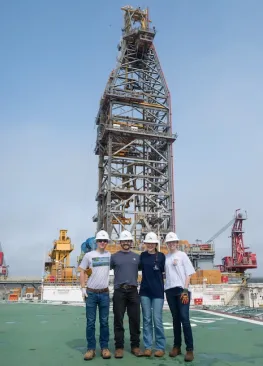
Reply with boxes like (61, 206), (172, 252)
(85, 291), (110, 350)
(140, 296), (165, 351)
(165, 287), (194, 351)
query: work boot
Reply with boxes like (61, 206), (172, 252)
(101, 349), (111, 359)
(131, 347), (144, 357)
(115, 349), (124, 358)
(144, 349), (152, 357)
(169, 347), (181, 357)
(154, 350), (165, 357)
(185, 350), (194, 362)
(84, 350), (95, 360)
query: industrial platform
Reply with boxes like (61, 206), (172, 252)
(0, 303), (263, 365)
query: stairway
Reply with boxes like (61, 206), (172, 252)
(226, 285), (245, 306)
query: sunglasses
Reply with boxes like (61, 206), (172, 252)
(97, 240), (108, 243)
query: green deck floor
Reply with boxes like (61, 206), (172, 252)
(0, 303), (263, 366)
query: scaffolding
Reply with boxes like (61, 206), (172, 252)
(93, 6), (177, 246)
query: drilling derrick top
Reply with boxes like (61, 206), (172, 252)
(121, 6), (153, 40)
(94, 6), (177, 247)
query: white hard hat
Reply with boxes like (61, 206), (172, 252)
(165, 232), (179, 243)
(144, 232), (159, 244)
(95, 230), (110, 241)
(119, 230), (133, 241)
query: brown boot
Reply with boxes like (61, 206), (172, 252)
(131, 347), (144, 357)
(185, 350), (194, 362)
(115, 349), (124, 358)
(154, 350), (165, 357)
(101, 349), (111, 359)
(144, 349), (152, 357)
(84, 350), (95, 360)
(169, 347), (181, 357)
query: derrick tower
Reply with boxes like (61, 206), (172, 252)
(94, 6), (177, 245)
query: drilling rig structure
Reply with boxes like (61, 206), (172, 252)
(93, 6), (177, 246)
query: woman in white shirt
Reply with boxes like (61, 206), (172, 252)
(164, 232), (195, 363)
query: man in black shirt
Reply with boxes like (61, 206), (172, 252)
(110, 230), (143, 358)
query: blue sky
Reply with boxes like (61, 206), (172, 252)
(1, 0), (263, 276)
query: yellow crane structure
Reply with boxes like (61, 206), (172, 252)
(44, 230), (77, 283)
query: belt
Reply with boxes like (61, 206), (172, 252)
(87, 287), (109, 293)
(119, 284), (137, 290)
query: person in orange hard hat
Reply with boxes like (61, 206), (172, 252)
(164, 232), (196, 362)
(79, 230), (111, 361)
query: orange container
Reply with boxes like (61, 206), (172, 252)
(26, 287), (35, 294)
(207, 277), (221, 284)
(190, 278), (204, 285)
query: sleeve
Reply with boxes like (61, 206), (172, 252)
(183, 253), (195, 277)
(79, 253), (90, 270)
(110, 254), (115, 269)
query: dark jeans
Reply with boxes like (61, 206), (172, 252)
(85, 291), (110, 350)
(113, 287), (141, 349)
(165, 287), (194, 351)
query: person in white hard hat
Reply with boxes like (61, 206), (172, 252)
(110, 230), (143, 358)
(164, 232), (195, 362)
(79, 230), (111, 361)
(139, 232), (166, 357)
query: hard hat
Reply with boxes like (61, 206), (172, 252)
(165, 232), (179, 243)
(119, 230), (133, 241)
(144, 232), (159, 244)
(95, 230), (110, 241)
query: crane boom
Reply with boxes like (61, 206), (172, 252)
(205, 218), (235, 244)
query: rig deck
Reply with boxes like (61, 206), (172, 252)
(0, 303), (263, 365)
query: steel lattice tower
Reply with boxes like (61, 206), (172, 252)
(93, 6), (177, 246)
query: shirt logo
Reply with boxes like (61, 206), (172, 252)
(92, 257), (110, 267)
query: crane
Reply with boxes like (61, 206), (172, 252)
(206, 209), (257, 274)
(222, 210), (257, 273)
(205, 218), (235, 244)
(205, 209), (257, 274)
